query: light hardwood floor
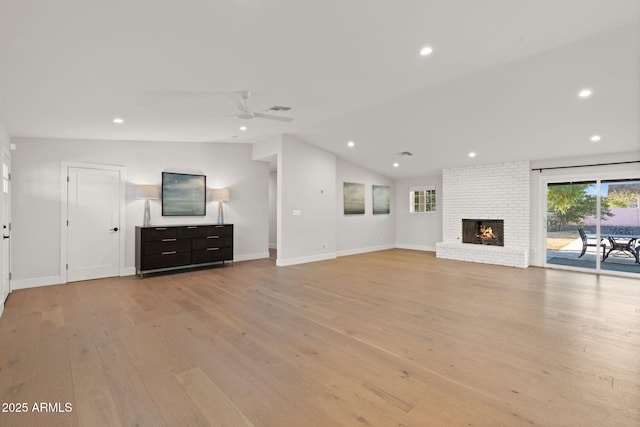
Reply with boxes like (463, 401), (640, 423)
(1, 249), (639, 426)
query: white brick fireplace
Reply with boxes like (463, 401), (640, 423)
(436, 161), (530, 268)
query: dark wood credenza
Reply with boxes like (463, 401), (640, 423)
(135, 224), (233, 277)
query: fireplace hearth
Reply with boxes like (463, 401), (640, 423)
(462, 219), (504, 246)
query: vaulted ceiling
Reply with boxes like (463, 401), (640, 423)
(0, 1), (638, 178)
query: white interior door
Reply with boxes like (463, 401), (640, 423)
(1, 153), (10, 303)
(67, 166), (121, 282)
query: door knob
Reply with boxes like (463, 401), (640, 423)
(2, 235), (8, 239)
(110, 227), (119, 232)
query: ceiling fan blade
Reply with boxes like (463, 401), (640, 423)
(253, 112), (293, 122)
(216, 113), (240, 120)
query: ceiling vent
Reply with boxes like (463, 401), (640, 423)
(398, 151), (414, 156)
(268, 105), (292, 111)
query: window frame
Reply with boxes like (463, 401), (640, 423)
(409, 185), (436, 213)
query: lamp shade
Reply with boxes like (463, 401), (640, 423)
(134, 185), (159, 200)
(210, 188), (230, 202)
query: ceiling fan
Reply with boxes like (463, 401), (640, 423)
(228, 90), (293, 122)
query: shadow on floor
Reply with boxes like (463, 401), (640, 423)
(547, 248), (639, 274)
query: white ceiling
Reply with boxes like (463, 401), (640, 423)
(0, 0), (638, 178)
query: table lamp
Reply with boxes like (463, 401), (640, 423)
(210, 188), (230, 225)
(135, 185), (160, 227)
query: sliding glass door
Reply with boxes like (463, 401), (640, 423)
(545, 178), (640, 276)
(599, 179), (640, 274)
(546, 181), (599, 271)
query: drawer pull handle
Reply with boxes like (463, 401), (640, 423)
(207, 248), (220, 251)
(215, 225), (224, 228)
(162, 238), (177, 242)
(207, 236), (220, 239)
(155, 227), (167, 230)
(162, 251), (177, 255)
(187, 226), (198, 229)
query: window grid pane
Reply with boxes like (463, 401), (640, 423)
(409, 188), (436, 213)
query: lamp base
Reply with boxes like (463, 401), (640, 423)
(143, 199), (151, 227)
(217, 201), (224, 225)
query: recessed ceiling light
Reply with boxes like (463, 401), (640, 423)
(420, 46), (433, 56)
(393, 162), (399, 168)
(239, 126), (247, 131)
(347, 141), (355, 148)
(113, 117), (124, 124)
(578, 89), (592, 98)
(590, 135), (601, 142)
(468, 152), (476, 158)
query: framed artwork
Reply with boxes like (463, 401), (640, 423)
(372, 185), (390, 215)
(162, 172), (206, 216)
(343, 182), (365, 215)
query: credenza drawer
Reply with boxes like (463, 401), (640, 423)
(142, 251), (191, 270)
(177, 226), (207, 238)
(143, 238), (191, 255)
(141, 227), (177, 241)
(192, 236), (232, 250)
(191, 247), (233, 264)
(205, 225), (233, 237)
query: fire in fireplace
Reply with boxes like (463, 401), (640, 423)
(477, 225), (496, 240)
(462, 219), (504, 246)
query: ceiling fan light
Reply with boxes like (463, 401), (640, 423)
(578, 89), (592, 98)
(420, 46), (433, 56)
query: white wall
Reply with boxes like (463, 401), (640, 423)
(255, 136), (397, 264)
(11, 137), (269, 287)
(0, 121), (9, 152)
(269, 171), (277, 249)
(395, 175), (442, 252)
(336, 158), (395, 256)
(277, 135), (336, 266)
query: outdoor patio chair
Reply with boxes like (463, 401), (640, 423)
(578, 228), (604, 259)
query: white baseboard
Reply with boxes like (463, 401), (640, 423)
(395, 244), (436, 252)
(12, 275), (64, 290)
(122, 267), (137, 276)
(337, 244), (395, 257)
(234, 252), (270, 262)
(276, 252), (337, 267)
(0, 302), (4, 318)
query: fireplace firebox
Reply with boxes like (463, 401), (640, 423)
(462, 219), (504, 246)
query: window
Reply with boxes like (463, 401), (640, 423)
(410, 185), (436, 213)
